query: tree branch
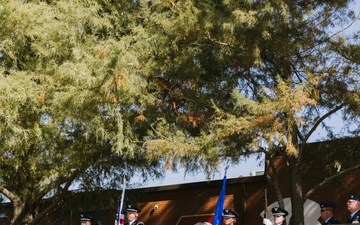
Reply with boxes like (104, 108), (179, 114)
(0, 184), (21, 205)
(30, 169), (82, 225)
(205, 32), (233, 47)
(304, 164), (360, 199)
(302, 103), (344, 145)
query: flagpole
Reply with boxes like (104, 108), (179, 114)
(115, 177), (127, 225)
(119, 177), (126, 216)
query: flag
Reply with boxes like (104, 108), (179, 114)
(115, 177), (126, 225)
(212, 176), (226, 225)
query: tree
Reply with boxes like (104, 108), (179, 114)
(1, 0), (360, 225)
(140, 1), (360, 225)
(0, 0), (163, 224)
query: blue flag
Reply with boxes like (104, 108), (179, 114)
(212, 176), (227, 225)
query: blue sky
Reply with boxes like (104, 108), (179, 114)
(140, 156), (263, 188)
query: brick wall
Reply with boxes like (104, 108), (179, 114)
(1, 169), (359, 225)
(133, 176), (266, 225)
(1, 138), (359, 225)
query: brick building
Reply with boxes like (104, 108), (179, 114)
(1, 138), (359, 225)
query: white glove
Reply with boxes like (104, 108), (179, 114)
(263, 218), (272, 225)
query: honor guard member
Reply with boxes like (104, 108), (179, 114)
(222, 209), (239, 225)
(346, 193), (360, 223)
(80, 215), (94, 225)
(80, 214), (101, 225)
(125, 204), (144, 225)
(263, 207), (288, 225)
(319, 201), (340, 224)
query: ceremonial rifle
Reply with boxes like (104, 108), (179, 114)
(264, 189), (268, 219)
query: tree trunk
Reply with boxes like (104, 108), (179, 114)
(266, 155), (286, 209)
(288, 160), (304, 225)
(11, 200), (33, 225)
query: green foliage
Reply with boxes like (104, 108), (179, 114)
(0, 0), (163, 224)
(142, 0), (360, 173)
(139, 1), (360, 224)
(1, 0), (360, 224)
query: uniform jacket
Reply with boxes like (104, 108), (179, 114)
(347, 210), (360, 223)
(324, 216), (340, 224)
(125, 220), (144, 225)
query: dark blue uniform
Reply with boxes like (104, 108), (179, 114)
(319, 201), (341, 224)
(346, 194), (360, 224)
(125, 204), (144, 225)
(125, 221), (144, 225)
(324, 216), (340, 224)
(347, 210), (360, 224)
